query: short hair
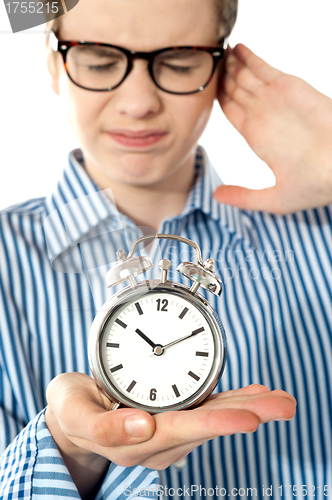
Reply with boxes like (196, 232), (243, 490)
(44, 0), (238, 41)
(215, 0), (238, 39)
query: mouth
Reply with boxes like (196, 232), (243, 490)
(106, 129), (168, 148)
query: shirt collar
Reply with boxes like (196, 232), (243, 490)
(44, 149), (123, 269)
(181, 145), (224, 221)
(45, 148), (121, 233)
(44, 146), (243, 265)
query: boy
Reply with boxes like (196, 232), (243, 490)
(1, 0), (331, 498)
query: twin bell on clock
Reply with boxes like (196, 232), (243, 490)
(88, 234), (227, 413)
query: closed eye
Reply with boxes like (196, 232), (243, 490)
(88, 62), (119, 72)
(161, 63), (196, 74)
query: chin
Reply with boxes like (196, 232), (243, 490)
(120, 171), (166, 188)
(117, 155), (170, 184)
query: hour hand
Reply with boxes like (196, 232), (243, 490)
(135, 328), (157, 349)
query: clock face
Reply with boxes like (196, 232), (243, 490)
(98, 290), (219, 411)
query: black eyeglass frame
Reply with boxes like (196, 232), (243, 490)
(49, 30), (226, 95)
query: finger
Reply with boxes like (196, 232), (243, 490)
(223, 73), (254, 107)
(238, 391), (297, 423)
(205, 384), (272, 402)
(99, 407), (261, 468)
(155, 388), (296, 445)
(139, 441), (202, 470)
(218, 93), (247, 132)
(147, 408), (261, 450)
(47, 373), (156, 448)
(233, 43), (280, 84)
(213, 184), (281, 213)
(226, 54), (264, 94)
(139, 420), (257, 469)
(134, 432), (231, 470)
(199, 387), (296, 416)
(203, 392), (296, 423)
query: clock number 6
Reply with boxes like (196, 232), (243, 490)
(156, 298), (168, 311)
(150, 388), (157, 401)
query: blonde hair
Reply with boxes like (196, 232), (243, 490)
(44, 0), (238, 40)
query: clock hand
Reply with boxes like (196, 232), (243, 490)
(135, 328), (157, 350)
(161, 328), (201, 350)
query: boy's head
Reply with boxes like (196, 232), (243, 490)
(44, 0), (238, 193)
(44, 0), (238, 41)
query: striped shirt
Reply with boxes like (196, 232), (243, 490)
(0, 147), (331, 499)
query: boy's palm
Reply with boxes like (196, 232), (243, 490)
(45, 373), (296, 498)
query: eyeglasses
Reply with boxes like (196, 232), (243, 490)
(49, 31), (225, 95)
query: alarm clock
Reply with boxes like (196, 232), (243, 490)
(88, 234), (226, 413)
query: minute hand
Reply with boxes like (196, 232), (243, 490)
(161, 327), (203, 350)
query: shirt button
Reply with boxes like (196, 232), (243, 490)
(172, 458), (187, 469)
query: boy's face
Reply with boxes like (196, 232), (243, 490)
(49, 0), (220, 189)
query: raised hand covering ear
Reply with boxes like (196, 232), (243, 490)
(214, 43), (332, 214)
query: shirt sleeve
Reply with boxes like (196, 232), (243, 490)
(0, 408), (160, 500)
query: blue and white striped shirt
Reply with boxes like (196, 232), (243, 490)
(0, 147), (331, 499)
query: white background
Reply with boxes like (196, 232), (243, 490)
(0, 0), (331, 210)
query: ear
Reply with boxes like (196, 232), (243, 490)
(45, 37), (61, 96)
(215, 58), (225, 101)
(215, 44), (231, 101)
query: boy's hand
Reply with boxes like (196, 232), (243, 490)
(45, 373), (296, 497)
(215, 43), (332, 213)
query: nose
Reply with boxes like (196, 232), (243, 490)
(113, 59), (162, 119)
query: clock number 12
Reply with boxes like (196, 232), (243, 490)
(156, 298), (168, 311)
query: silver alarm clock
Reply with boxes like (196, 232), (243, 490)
(88, 234), (226, 413)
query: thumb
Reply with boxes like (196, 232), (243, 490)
(213, 184), (279, 213)
(46, 373), (156, 450)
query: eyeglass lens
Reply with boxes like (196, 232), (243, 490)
(66, 45), (215, 93)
